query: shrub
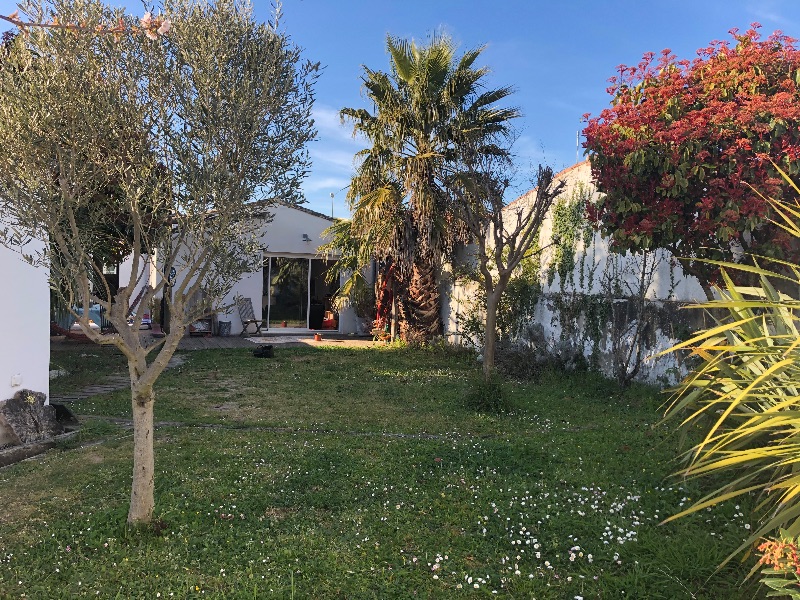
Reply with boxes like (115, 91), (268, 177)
(462, 374), (510, 413)
(757, 530), (800, 598)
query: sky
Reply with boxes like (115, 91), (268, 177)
(3, 0), (800, 218)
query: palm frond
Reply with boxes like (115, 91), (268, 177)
(456, 46), (485, 72)
(386, 35), (414, 84)
(470, 86), (517, 111)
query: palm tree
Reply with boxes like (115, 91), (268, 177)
(340, 34), (519, 340)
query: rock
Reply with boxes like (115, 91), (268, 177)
(49, 369), (68, 380)
(0, 389), (64, 446)
(253, 344), (274, 358)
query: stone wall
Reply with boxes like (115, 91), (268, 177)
(0, 389), (62, 448)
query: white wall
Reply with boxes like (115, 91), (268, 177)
(512, 162), (707, 302)
(261, 204), (336, 256)
(0, 243), (49, 404)
(441, 252), (479, 346)
(443, 161), (710, 385)
(217, 250), (264, 334)
(118, 252), (157, 308)
(123, 203), (366, 335)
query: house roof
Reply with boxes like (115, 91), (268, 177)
(273, 200), (335, 222)
(169, 198), (336, 224)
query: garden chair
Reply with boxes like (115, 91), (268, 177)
(371, 320), (391, 343)
(235, 296), (263, 336)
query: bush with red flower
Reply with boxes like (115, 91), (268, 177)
(583, 24), (800, 292)
(758, 530), (800, 598)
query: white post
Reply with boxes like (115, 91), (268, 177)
(266, 256), (272, 331)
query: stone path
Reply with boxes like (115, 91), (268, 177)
(175, 333), (375, 351)
(78, 414), (452, 441)
(175, 336), (258, 350)
(49, 354), (186, 404)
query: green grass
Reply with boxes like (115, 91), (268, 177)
(50, 341), (128, 396)
(0, 344), (764, 598)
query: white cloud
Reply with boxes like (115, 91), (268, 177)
(310, 145), (359, 170)
(514, 134), (573, 170)
(313, 104), (360, 144)
(747, 1), (799, 30)
(309, 103), (367, 178)
(303, 176), (351, 194)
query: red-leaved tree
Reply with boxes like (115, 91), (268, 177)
(583, 24), (800, 295)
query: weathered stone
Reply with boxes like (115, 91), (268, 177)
(0, 389), (63, 446)
(0, 431), (79, 467)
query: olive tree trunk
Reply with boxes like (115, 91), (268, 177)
(482, 289), (501, 378)
(128, 384), (156, 524)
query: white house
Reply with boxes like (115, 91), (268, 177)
(216, 202), (362, 335)
(0, 242), (50, 445)
(124, 202), (366, 336)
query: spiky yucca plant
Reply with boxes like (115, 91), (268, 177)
(663, 167), (800, 564)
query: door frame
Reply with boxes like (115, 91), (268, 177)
(263, 253), (339, 332)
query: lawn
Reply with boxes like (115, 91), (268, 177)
(49, 341), (129, 396)
(0, 343), (762, 598)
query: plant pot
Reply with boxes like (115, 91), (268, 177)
(314, 333), (322, 342)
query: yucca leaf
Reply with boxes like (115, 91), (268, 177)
(661, 172), (800, 571)
(687, 259), (797, 285)
(656, 315), (762, 356)
(771, 162), (800, 195)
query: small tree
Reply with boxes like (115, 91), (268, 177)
(0, 0), (317, 524)
(449, 145), (564, 378)
(583, 24), (800, 295)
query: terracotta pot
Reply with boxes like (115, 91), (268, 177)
(281, 321), (287, 327)
(314, 333), (322, 342)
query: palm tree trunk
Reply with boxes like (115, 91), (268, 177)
(390, 279), (398, 341)
(405, 260), (442, 341)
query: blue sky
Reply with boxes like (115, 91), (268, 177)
(3, 0), (800, 217)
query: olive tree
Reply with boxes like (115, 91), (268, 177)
(449, 140), (564, 378)
(0, 0), (317, 524)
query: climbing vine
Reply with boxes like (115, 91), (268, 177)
(453, 172), (687, 386)
(547, 182), (594, 289)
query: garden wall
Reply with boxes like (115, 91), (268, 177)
(521, 294), (710, 385)
(443, 160), (712, 386)
(444, 288), (710, 386)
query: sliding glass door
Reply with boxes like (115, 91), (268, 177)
(266, 257), (309, 329)
(263, 256), (338, 331)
